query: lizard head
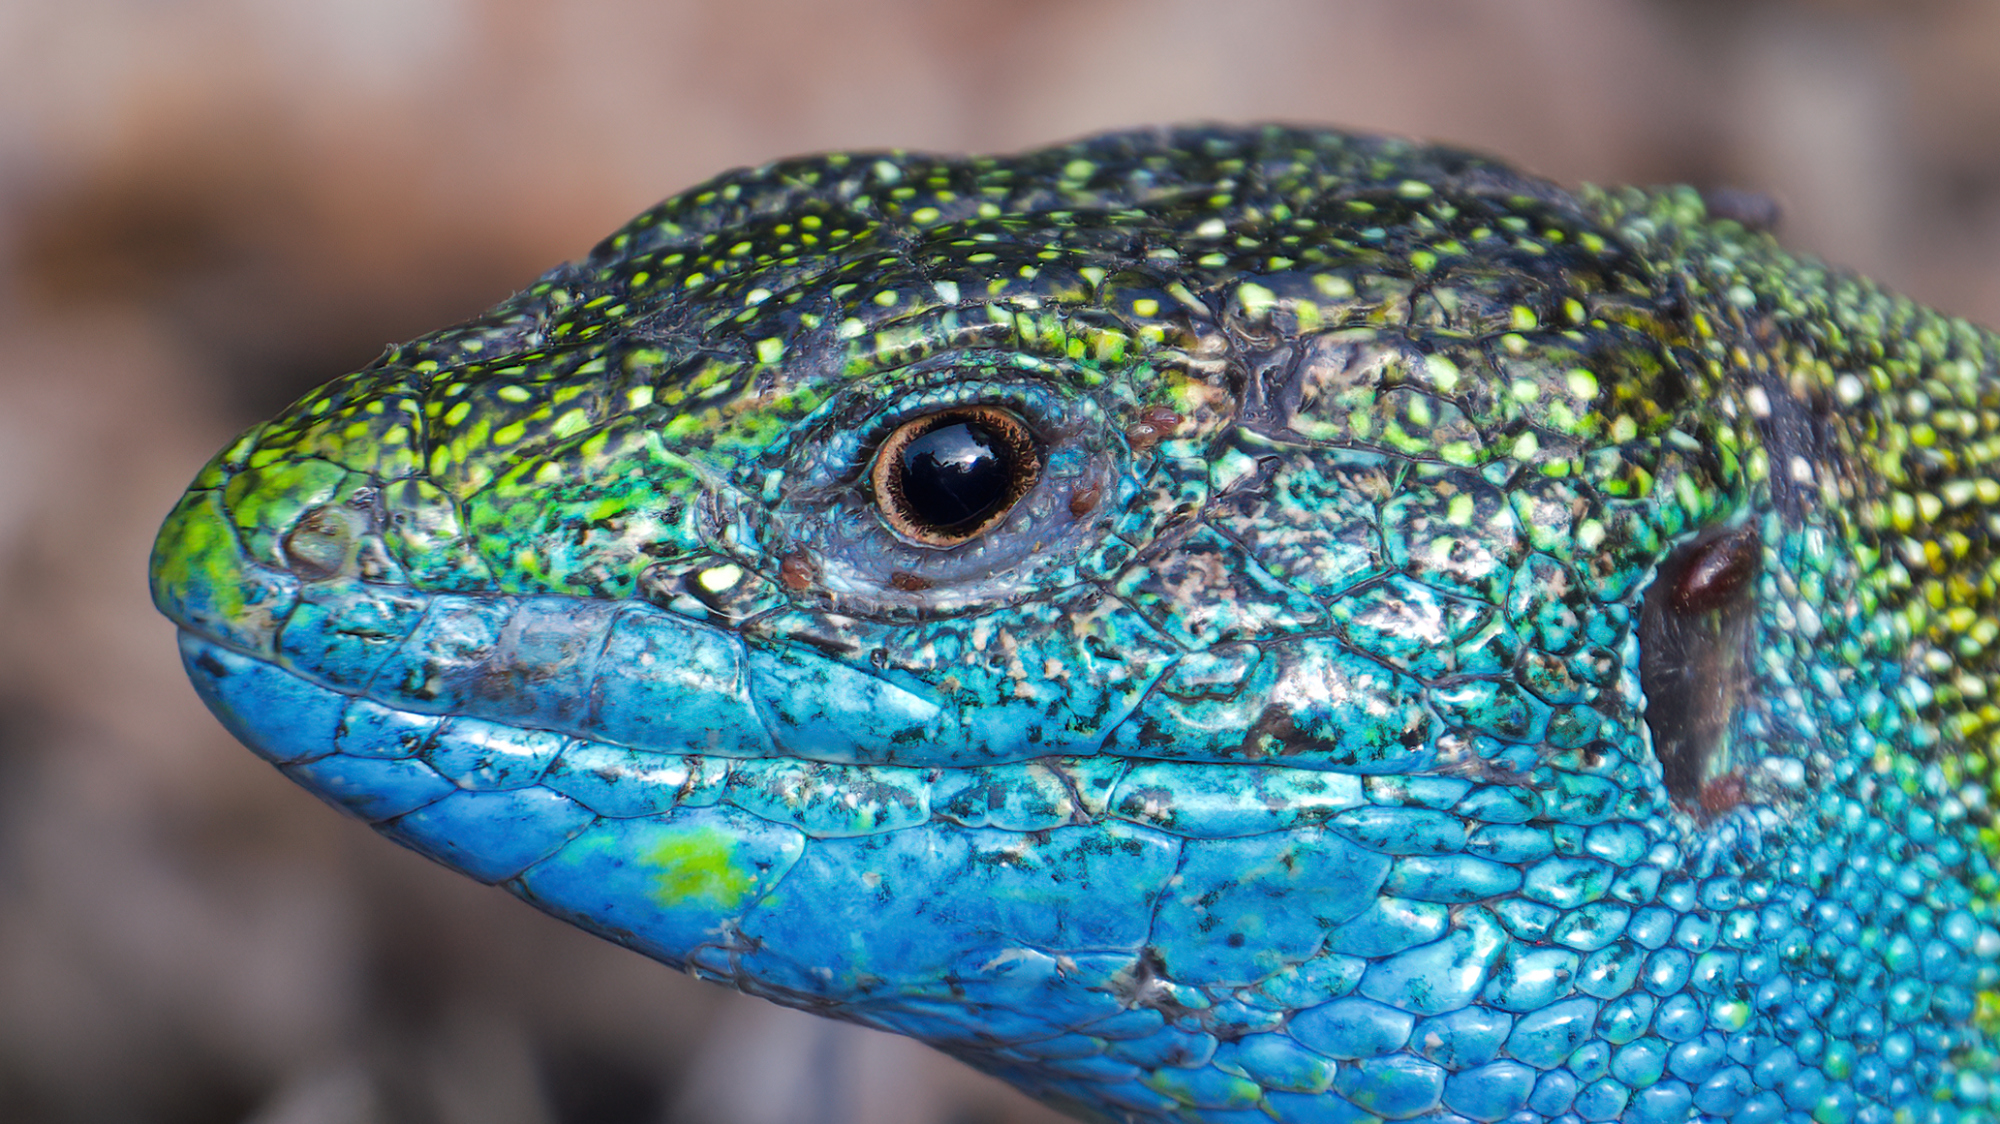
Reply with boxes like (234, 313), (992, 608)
(151, 127), (2000, 1123)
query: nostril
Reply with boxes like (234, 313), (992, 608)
(282, 505), (358, 580)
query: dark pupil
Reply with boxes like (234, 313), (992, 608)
(899, 419), (1014, 532)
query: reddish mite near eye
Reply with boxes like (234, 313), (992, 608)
(779, 551), (816, 591)
(1126, 406), (1184, 452)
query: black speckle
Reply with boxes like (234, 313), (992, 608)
(1748, 369), (1842, 521)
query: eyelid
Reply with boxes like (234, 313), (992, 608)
(783, 377), (1068, 488)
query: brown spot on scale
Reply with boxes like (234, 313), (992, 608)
(779, 550), (817, 591)
(1108, 950), (1199, 1022)
(889, 571), (933, 591)
(1696, 770), (1748, 819)
(1068, 484), (1102, 518)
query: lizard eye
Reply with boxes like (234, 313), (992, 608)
(870, 405), (1043, 546)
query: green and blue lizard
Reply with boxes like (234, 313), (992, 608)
(150, 125), (2000, 1123)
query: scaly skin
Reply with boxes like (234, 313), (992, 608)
(151, 126), (2000, 1124)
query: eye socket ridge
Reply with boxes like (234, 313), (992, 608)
(870, 404), (1044, 547)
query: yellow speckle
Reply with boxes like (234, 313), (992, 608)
(644, 826), (758, 909)
(1313, 274), (1355, 299)
(1424, 354), (1461, 393)
(1976, 989), (2000, 1038)
(551, 408), (590, 440)
(698, 564), (744, 593)
(1236, 282), (1276, 319)
(1709, 999), (1750, 1032)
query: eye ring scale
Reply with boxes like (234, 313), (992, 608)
(869, 405), (1044, 547)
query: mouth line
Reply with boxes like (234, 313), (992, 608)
(162, 567), (1239, 761)
(175, 623), (1543, 871)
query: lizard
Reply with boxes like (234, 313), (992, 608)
(149, 124), (2000, 1124)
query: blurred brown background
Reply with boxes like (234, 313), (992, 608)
(0, 2), (1995, 1122)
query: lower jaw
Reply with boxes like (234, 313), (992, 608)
(179, 627), (1703, 1123)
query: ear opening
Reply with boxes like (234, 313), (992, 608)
(1638, 525), (1761, 810)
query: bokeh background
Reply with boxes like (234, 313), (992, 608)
(1, 2), (1997, 1122)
